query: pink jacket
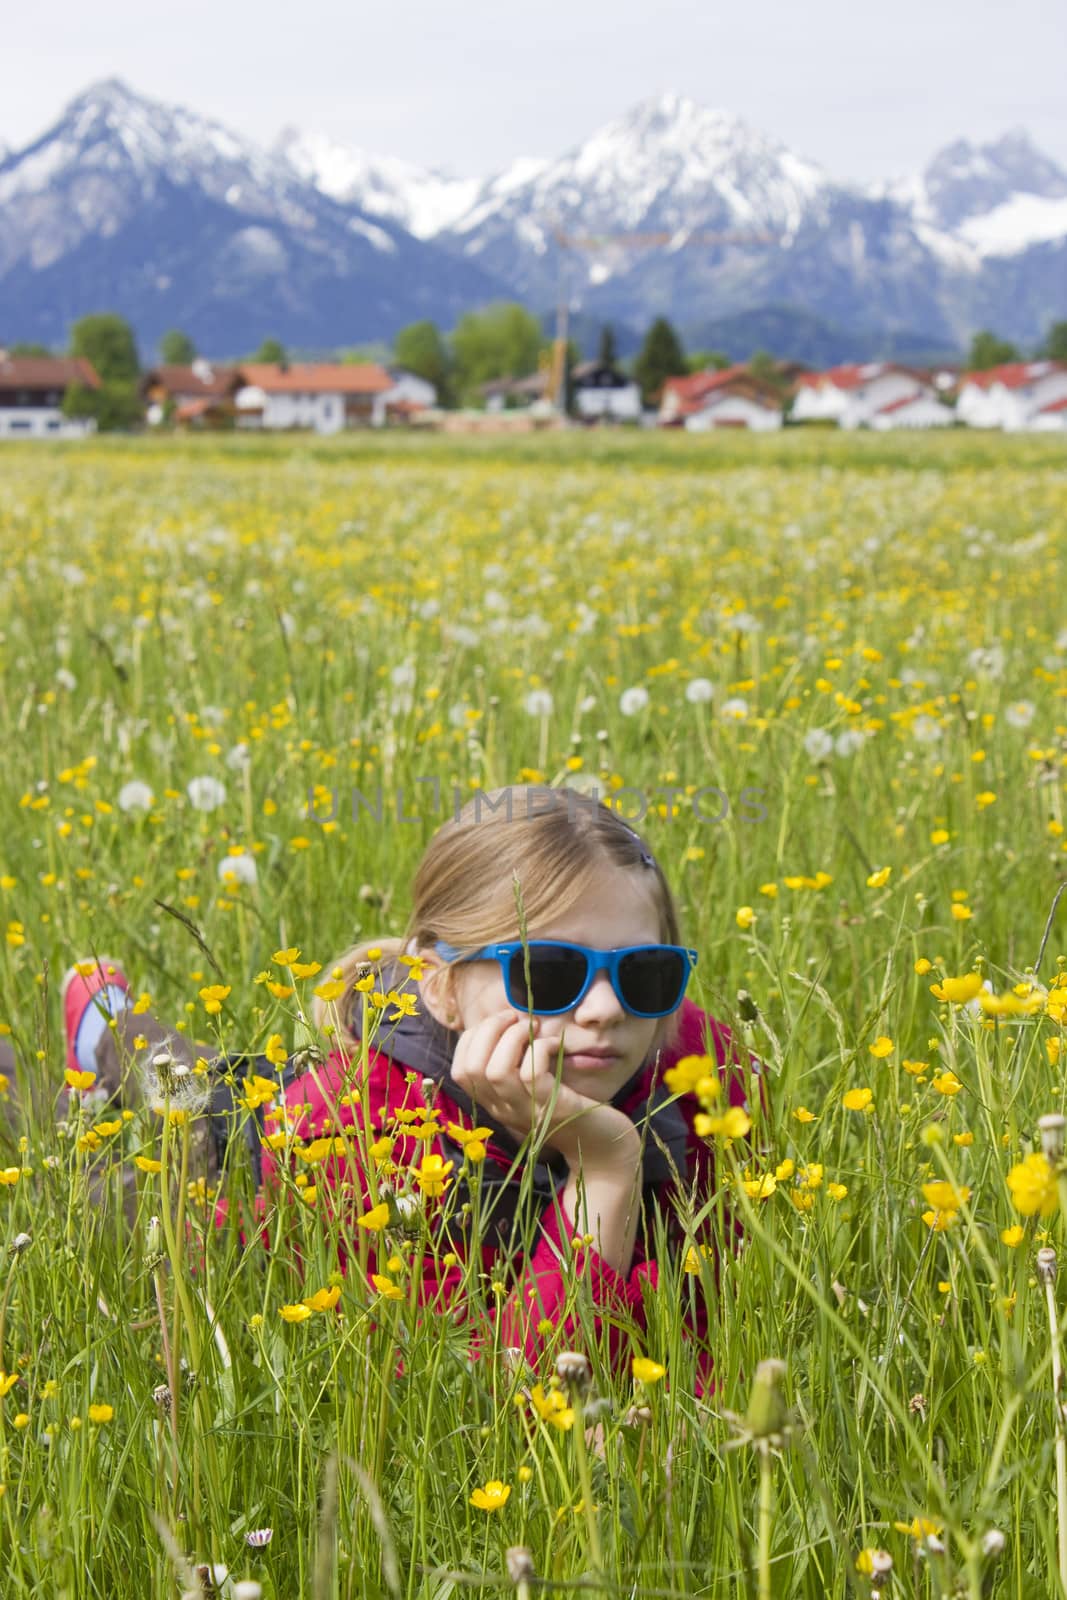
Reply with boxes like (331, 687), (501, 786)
(259, 998), (761, 1393)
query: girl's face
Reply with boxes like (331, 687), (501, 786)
(418, 871), (666, 1103)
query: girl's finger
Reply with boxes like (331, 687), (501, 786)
(518, 1035), (563, 1086)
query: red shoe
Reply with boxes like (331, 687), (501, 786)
(61, 957), (131, 1077)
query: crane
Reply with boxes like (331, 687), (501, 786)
(545, 223), (780, 413)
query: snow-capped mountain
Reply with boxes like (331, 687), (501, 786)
(0, 79), (502, 353)
(278, 128), (483, 239)
(2, 80), (1065, 358)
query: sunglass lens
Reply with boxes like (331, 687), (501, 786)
(618, 948), (687, 1015)
(506, 945), (589, 1013)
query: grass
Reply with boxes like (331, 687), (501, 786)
(0, 429), (1064, 1596)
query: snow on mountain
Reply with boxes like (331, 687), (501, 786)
(3, 79), (1066, 354)
(0, 78), (503, 352)
(959, 193), (1067, 257)
(447, 91), (828, 247)
(279, 128), (481, 238)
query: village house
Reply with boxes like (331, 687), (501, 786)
(379, 367), (438, 422)
(955, 361), (1067, 431)
(482, 371), (551, 413)
(0, 352), (101, 438)
(141, 360), (243, 428)
(659, 367), (783, 431)
(571, 359), (642, 422)
(234, 362), (395, 432)
(791, 362), (952, 429)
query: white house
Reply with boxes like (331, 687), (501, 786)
(572, 360), (642, 422)
(376, 368), (437, 423)
(868, 393), (954, 430)
(955, 361), (1067, 431)
(791, 363), (943, 429)
(0, 352), (100, 438)
(660, 367), (783, 430)
(235, 362), (395, 433)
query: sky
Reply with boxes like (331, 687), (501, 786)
(4, 0), (1066, 182)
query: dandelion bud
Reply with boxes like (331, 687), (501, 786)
(744, 1357), (789, 1441)
(152, 1383), (172, 1414)
(1039, 1114), (1066, 1162)
(869, 1550), (893, 1574)
(245, 1528), (273, 1548)
(420, 1076), (437, 1104)
(9, 1232), (32, 1255)
(624, 1404), (653, 1427)
(982, 1528), (1006, 1558)
(145, 1215), (162, 1259)
(505, 1546), (535, 1584)
(1037, 1247), (1058, 1284)
(555, 1350), (592, 1397)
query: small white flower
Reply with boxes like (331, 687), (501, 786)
(233, 1584), (263, 1600)
(55, 668), (77, 691)
(684, 678), (714, 705)
(730, 610), (760, 634)
(200, 705), (225, 724)
(448, 703), (472, 728)
(720, 697), (748, 721)
(834, 729), (866, 758)
(619, 686), (649, 716)
(245, 1528), (273, 1548)
(1004, 700), (1035, 729)
(390, 660), (416, 688)
(525, 690), (553, 716)
(803, 728), (834, 761)
(117, 780), (154, 813)
(217, 854), (258, 887)
(186, 776), (227, 812)
(579, 695), (598, 713)
(226, 742), (251, 772)
(911, 716), (942, 745)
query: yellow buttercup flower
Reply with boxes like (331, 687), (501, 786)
(842, 1087), (873, 1112)
(632, 1356), (666, 1385)
(470, 1480), (511, 1512)
(302, 1286), (341, 1313)
(929, 973), (983, 1004)
(1007, 1153), (1058, 1218)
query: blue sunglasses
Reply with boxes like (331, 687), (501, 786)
(433, 939), (698, 1019)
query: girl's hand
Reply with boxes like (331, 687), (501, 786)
(449, 1008), (641, 1171)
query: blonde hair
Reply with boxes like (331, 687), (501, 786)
(315, 784), (687, 1061)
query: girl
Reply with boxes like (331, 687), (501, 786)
(33, 785), (761, 1391)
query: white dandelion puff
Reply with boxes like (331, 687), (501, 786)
(619, 686), (649, 716)
(117, 781), (154, 813)
(911, 716), (942, 745)
(217, 854), (258, 887)
(685, 678), (714, 705)
(1004, 700), (1035, 729)
(720, 697), (749, 721)
(525, 690), (553, 716)
(803, 728), (834, 761)
(186, 776), (227, 812)
(834, 729), (867, 757)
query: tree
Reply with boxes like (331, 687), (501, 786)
(66, 313), (141, 431)
(450, 302), (544, 404)
(597, 325), (617, 368)
(394, 320), (452, 403)
(687, 349), (730, 373)
(967, 329), (1019, 370)
(10, 342), (52, 357)
(1044, 321), (1067, 362)
(62, 379), (141, 432)
(69, 312), (140, 384)
(159, 329), (197, 365)
(634, 318), (687, 405)
(253, 337), (287, 364)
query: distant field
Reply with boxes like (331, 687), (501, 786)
(0, 431), (1065, 1597)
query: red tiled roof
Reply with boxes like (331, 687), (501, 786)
(146, 365), (241, 399)
(0, 355), (100, 389)
(961, 360), (1067, 391)
(1038, 394), (1067, 414)
(662, 365), (750, 403)
(238, 362), (393, 395)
